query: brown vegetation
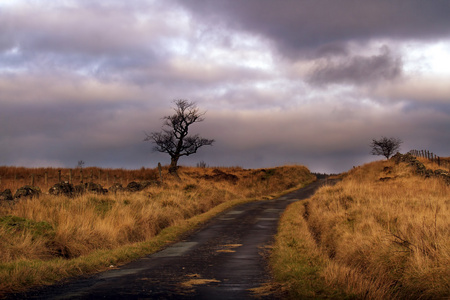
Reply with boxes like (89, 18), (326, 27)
(272, 159), (450, 299)
(0, 164), (314, 295)
(0, 166), (158, 192)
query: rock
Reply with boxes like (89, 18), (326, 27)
(379, 177), (394, 182)
(108, 183), (124, 194)
(124, 181), (159, 193)
(14, 186), (41, 199)
(434, 169), (449, 176)
(49, 182), (74, 197)
(383, 167), (393, 174)
(139, 180), (156, 189)
(73, 182), (107, 195)
(126, 181), (143, 192)
(74, 184), (85, 196)
(0, 189), (13, 201)
(84, 182), (107, 194)
(423, 169), (434, 178)
(391, 153), (450, 185)
(202, 169), (239, 184)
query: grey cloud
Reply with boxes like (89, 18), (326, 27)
(307, 46), (402, 86)
(372, 76), (450, 106)
(177, 103), (450, 173)
(0, 1), (270, 90)
(0, 98), (164, 169)
(1, 0), (449, 174)
(2, 93), (449, 173)
(314, 43), (349, 58)
(0, 1), (182, 82)
(177, 0), (450, 58)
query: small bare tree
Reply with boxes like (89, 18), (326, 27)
(145, 100), (214, 176)
(370, 137), (402, 159)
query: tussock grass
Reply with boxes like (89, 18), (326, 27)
(0, 165), (314, 296)
(272, 160), (450, 299)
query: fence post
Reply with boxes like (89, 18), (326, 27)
(58, 170), (61, 183)
(31, 174), (35, 186)
(158, 162), (163, 182)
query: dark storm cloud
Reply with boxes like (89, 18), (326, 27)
(177, 0), (450, 57)
(307, 46), (402, 85)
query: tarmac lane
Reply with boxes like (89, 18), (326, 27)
(9, 178), (331, 300)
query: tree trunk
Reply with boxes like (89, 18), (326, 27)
(169, 156), (181, 179)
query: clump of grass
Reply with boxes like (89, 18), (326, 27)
(272, 160), (450, 299)
(0, 164), (314, 296)
(0, 215), (54, 238)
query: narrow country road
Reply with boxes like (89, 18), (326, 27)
(9, 179), (331, 300)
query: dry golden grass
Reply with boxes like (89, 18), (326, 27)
(416, 157), (450, 171)
(0, 166), (158, 192)
(0, 164), (314, 295)
(272, 160), (450, 299)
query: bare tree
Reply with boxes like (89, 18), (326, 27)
(370, 137), (402, 159)
(145, 100), (214, 176)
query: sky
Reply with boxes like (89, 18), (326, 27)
(1, 0), (450, 174)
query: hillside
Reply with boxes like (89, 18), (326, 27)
(272, 157), (449, 299)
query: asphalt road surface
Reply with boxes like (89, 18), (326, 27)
(9, 178), (330, 300)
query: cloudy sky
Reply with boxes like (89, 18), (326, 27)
(1, 0), (449, 173)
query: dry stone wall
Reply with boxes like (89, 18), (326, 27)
(391, 152), (450, 184)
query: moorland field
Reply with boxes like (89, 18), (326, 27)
(1, 155), (449, 299)
(0, 164), (314, 295)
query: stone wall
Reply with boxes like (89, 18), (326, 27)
(391, 152), (450, 185)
